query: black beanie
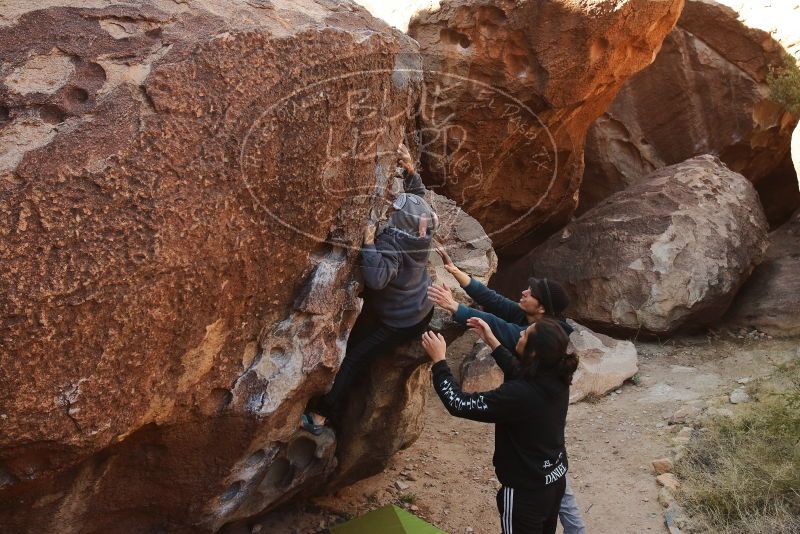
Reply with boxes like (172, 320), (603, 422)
(528, 277), (570, 316)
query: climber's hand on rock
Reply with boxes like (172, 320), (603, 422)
(421, 331), (446, 363)
(364, 221), (377, 245)
(427, 283), (458, 313)
(467, 317), (501, 350)
(397, 142), (415, 174)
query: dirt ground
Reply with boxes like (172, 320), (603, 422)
(255, 332), (799, 534)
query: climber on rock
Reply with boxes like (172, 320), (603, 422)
(428, 254), (587, 534)
(301, 143), (438, 435)
(422, 317), (578, 534)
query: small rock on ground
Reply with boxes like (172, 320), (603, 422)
(729, 387), (751, 404)
(651, 457), (674, 475)
(656, 473), (680, 492)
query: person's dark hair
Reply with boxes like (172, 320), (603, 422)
(528, 277), (570, 317)
(519, 318), (578, 385)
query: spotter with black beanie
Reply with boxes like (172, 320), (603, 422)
(428, 248), (573, 347)
(421, 317), (578, 534)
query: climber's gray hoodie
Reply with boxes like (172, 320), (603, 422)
(361, 226), (434, 328)
(360, 171), (435, 328)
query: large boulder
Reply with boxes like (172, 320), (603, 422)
(725, 209), (800, 337)
(711, 1), (800, 226)
(407, 0), (684, 254)
(522, 156), (769, 337)
(580, 0), (799, 219)
(0, 1), (436, 531)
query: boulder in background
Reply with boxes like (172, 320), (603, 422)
(725, 209), (800, 337)
(580, 0), (799, 223)
(524, 156), (770, 336)
(460, 342), (504, 394)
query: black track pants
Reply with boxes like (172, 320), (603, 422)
(496, 477), (567, 534)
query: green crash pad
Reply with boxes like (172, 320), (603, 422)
(330, 504), (447, 534)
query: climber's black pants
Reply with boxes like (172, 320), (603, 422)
(496, 477), (566, 534)
(317, 308), (433, 420)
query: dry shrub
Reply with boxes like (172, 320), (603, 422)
(768, 53), (800, 115)
(674, 363), (800, 534)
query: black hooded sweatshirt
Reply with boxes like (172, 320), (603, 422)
(431, 346), (570, 491)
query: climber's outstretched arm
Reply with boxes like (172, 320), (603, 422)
(398, 143), (426, 196)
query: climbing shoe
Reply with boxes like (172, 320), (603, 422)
(300, 413), (325, 436)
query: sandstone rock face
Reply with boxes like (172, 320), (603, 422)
(428, 191), (498, 301)
(460, 342), (504, 394)
(755, 152), (800, 228)
(725, 209), (800, 337)
(0, 1), (435, 531)
(525, 156), (769, 336)
(566, 320), (638, 403)
(580, 0), (799, 218)
(408, 0), (684, 253)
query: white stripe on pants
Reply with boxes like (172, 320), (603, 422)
(503, 486), (514, 533)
